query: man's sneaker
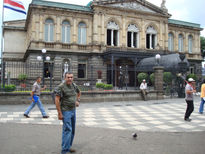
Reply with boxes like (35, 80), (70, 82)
(184, 118), (192, 122)
(42, 115), (49, 118)
(199, 112), (203, 114)
(23, 114), (30, 118)
(69, 148), (76, 153)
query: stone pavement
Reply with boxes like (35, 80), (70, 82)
(0, 96), (205, 132)
(1, 96), (205, 154)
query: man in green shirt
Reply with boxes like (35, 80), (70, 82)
(55, 72), (81, 154)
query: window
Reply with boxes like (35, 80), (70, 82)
(78, 64), (86, 78)
(127, 24), (139, 48)
(146, 26), (157, 49)
(78, 22), (86, 44)
(189, 67), (194, 74)
(168, 33), (174, 51)
(44, 19), (54, 42)
(107, 21), (119, 46)
(62, 21), (70, 43)
(178, 34), (183, 52)
(78, 60), (87, 78)
(188, 35), (193, 53)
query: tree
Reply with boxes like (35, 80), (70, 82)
(201, 36), (205, 57)
(137, 72), (148, 83)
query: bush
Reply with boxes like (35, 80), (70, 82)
(186, 74), (198, 81)
(96, 83), (113, 90)
(137, 73), (148, 83)
(96, 83), (104, 89)
(150, 73), (155, 85)
(163, 72), (173, 85)
(1, 84), (16, 92)
(103, 84), (113, 90)
(18, 74), (28, 82)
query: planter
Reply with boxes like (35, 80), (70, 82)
(96, 79), (102, 83)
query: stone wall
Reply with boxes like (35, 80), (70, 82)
(0, 90), (163, 105)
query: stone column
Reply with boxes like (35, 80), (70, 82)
(154, 66), (164, 99)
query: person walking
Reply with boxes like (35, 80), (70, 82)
(199, 79), (205, 114)
(184, 78), (196, 122)
(55, 72), (81, 154)
(140, 79), (148, 101)
(24, 76), (49, 118)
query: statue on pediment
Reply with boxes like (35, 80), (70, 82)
(161, 0), (168, 12)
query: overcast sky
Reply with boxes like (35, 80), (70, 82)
(0, 0), (205, 53)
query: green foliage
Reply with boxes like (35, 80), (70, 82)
(149, 73), (155, 84)
(96, 83), (113, 90)
(103, 84), (113, 90)
(137, 73), (148, 83)
(96, 83), (104, 89)
(186, 74), (198, 81)
(163, 72), (173, 85)
(1, 84), (16, 92)
(18, 74), (28, 81)
(201, 36), (205, 50)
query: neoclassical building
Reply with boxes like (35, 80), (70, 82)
(3, 0), (203, 88)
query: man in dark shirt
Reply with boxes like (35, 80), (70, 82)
(55, 72), (81, 154)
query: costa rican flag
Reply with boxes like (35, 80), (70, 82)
(4, 0), (26, 15)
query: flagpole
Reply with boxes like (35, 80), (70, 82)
(1, 0), (5, 86)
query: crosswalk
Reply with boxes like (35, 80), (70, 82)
(1, 99), (205, 132)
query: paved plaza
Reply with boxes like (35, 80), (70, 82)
(0, 97), (205, 132)
(1, 96), (205, 154)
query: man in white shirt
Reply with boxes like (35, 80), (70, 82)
(140, 79), (148, 101)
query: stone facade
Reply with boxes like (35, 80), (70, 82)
(3, 0), (203, 88)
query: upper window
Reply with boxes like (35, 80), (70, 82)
(178, 34), (183, 52)
(62, 21), (71, 43)
(107, 21), (119, 46)
(146, 26), (157, 49)
(78, 22), (86, 44)
(44, 19), (54, 42)
(168, 33), (174, 51)
(127, 24), (139, 48)
(188, 35), (193, 53)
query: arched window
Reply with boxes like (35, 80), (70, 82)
(168, 33), (174, 51)
(107, 21), (119, 46)
(188, 35), (193, 53)
(146, 26), (157, 49)
(44, 19), (54, 42)
(127, 24), (139, 48)
(62, 21), (70, 43)
(78, 22), (86, 44)
(178, 34), (183, 52)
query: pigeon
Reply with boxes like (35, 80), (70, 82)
(132, 133), (137, 139)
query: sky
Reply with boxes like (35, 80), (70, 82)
(0, 0), (205, 54)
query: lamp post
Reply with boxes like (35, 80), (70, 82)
(37, 49), (50, 86)
(155, 54), (161, 66)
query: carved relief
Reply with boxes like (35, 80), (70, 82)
(110, 2), (155, 13)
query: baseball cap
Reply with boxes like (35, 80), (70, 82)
(188, 78), (195, 82)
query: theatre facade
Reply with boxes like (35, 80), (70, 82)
(2, 0), (203, 88)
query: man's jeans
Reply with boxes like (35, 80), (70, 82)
(199, 98), (205, 113)
(24, 96), (47, 116)
(61, 109), (76, 154)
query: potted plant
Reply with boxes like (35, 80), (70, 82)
(18, 74), (28, 88)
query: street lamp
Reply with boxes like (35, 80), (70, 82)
(37, 49), (50, 86)
(155, 54), (161, 66)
